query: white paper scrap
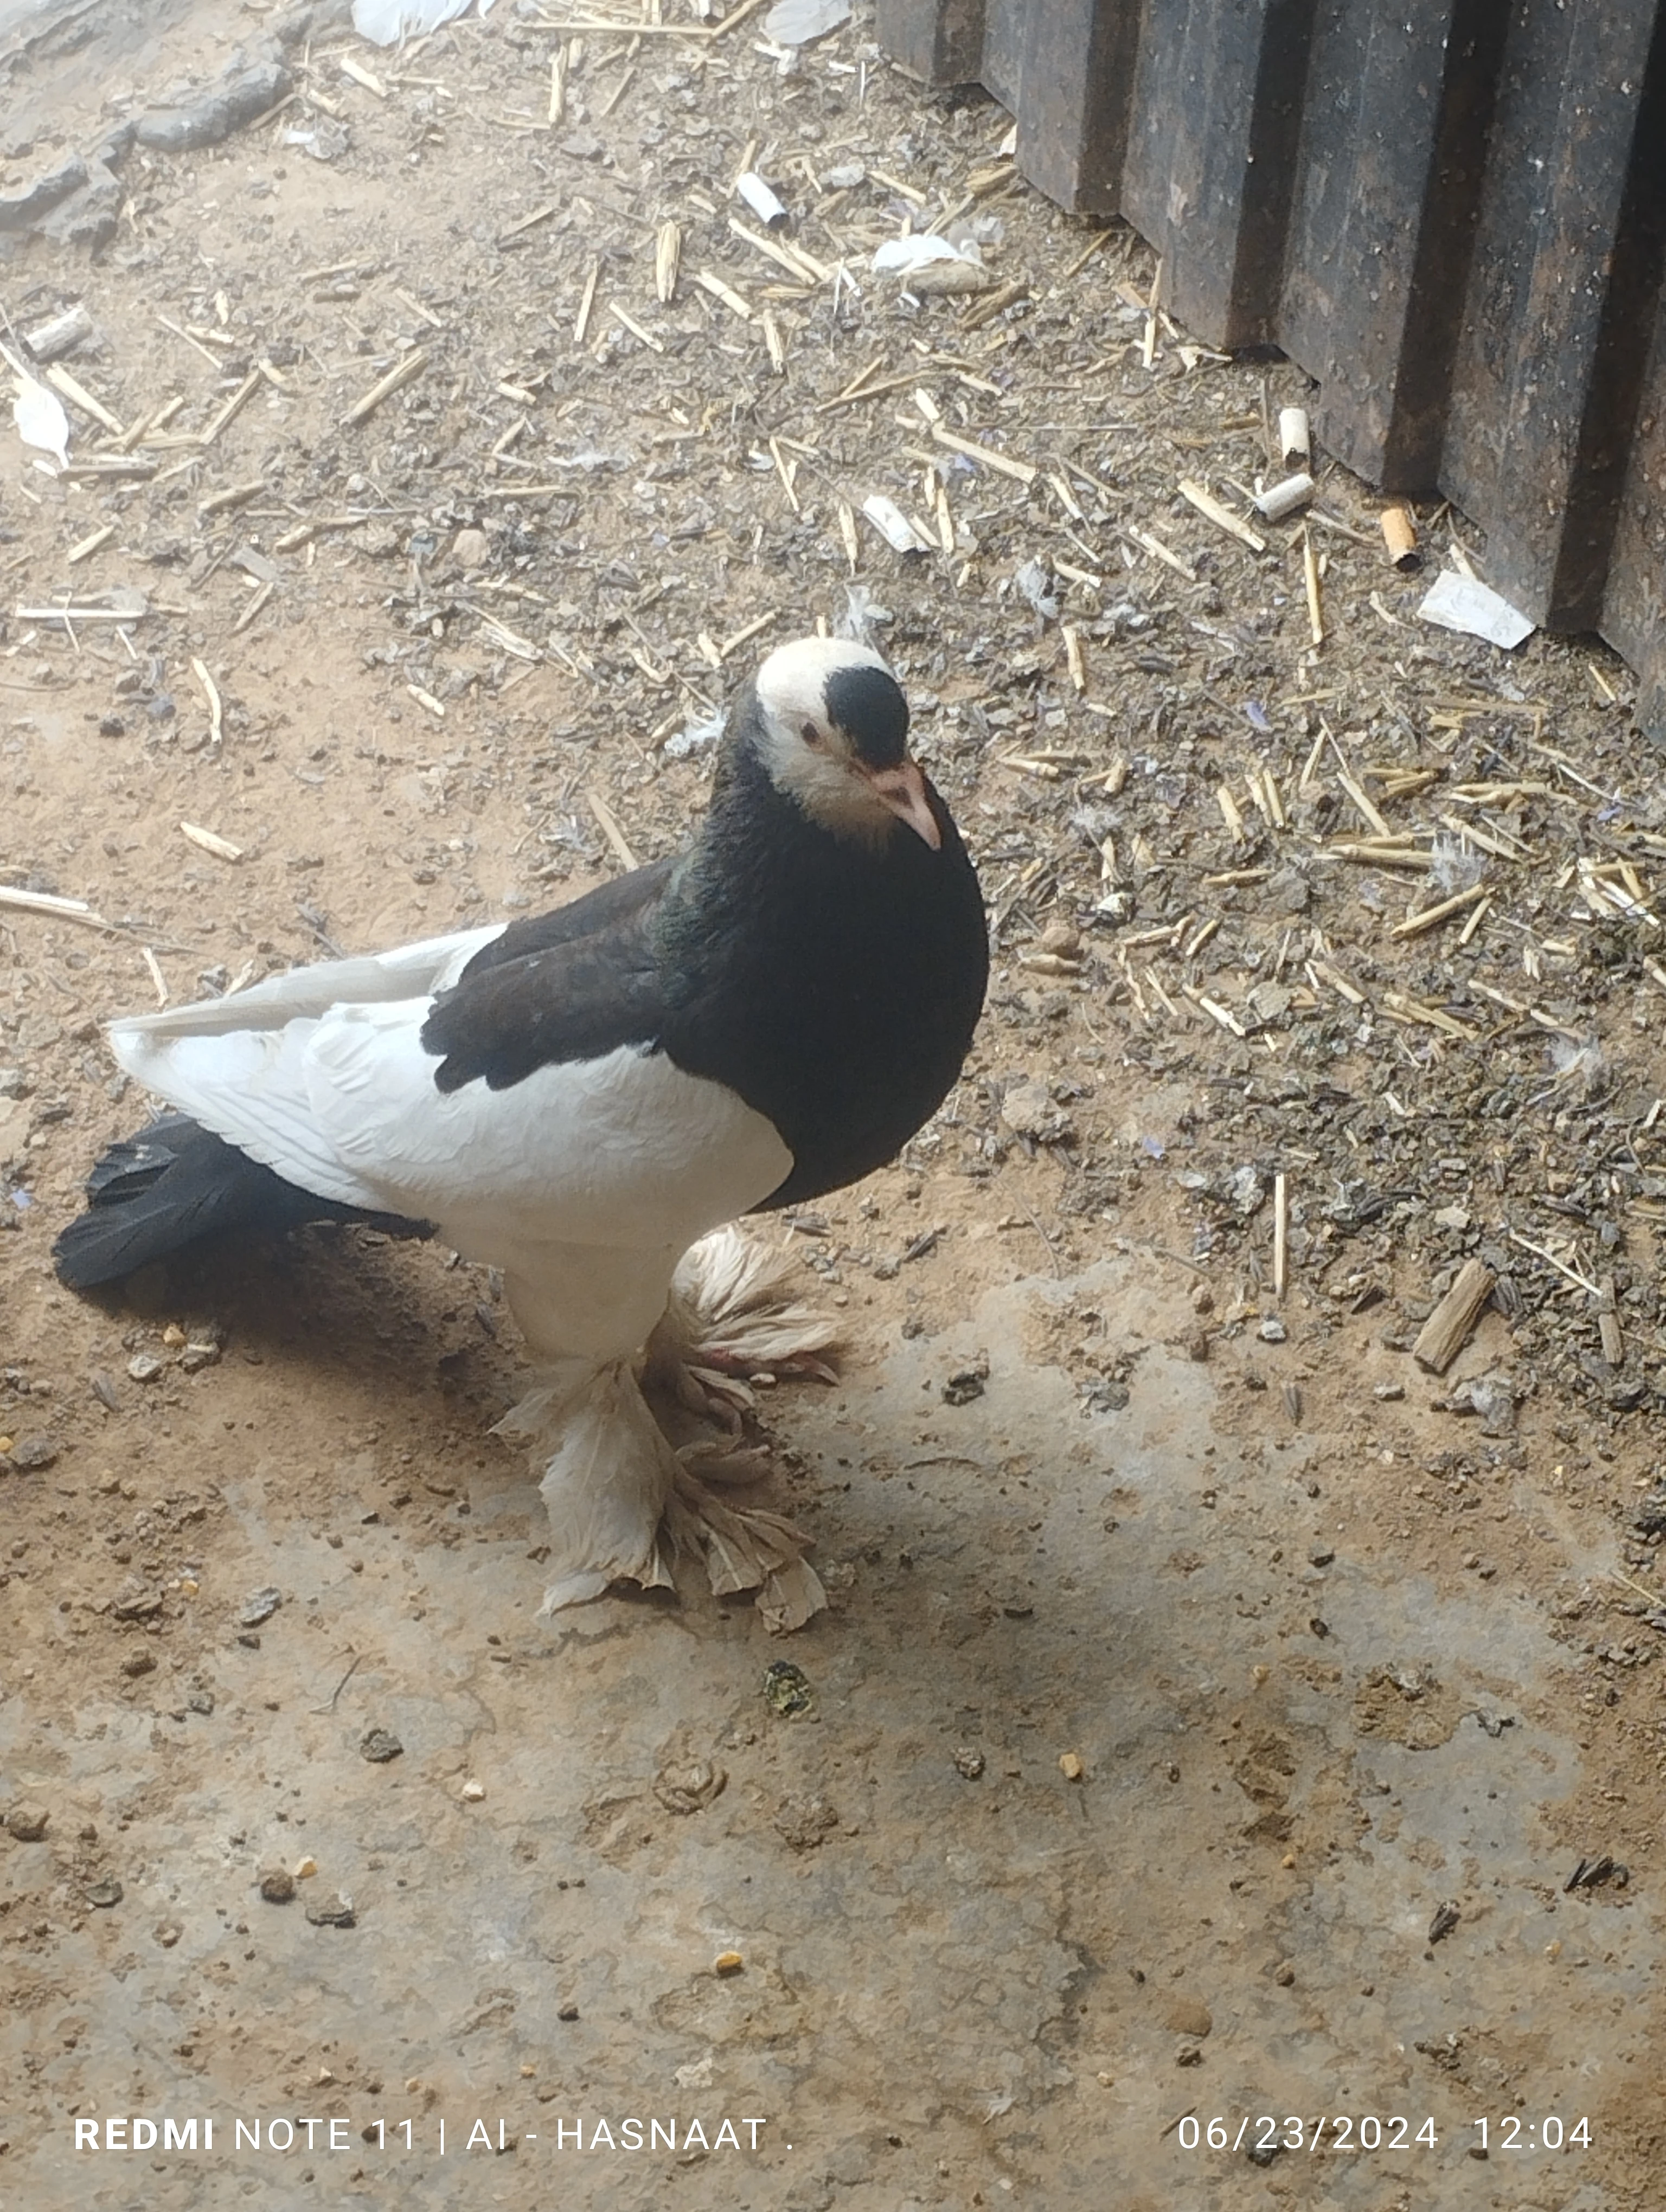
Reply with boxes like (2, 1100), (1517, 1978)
(872, 234), (979, 276)
(352, 0), (475, 43)
(764, 0), (851, 43)
(1417, 571), (1535, 651)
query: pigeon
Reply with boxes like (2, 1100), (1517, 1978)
(54, 638), (988, 1625)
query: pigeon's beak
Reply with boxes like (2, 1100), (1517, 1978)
(864, 758), (941, 851)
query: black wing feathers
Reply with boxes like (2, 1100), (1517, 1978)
(454, 855), (675, 980)
(422, 858), (675, 1092)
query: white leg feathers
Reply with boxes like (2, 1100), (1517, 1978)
(497, 1359), (681, 1613)
(509, 1224), (837, 1630)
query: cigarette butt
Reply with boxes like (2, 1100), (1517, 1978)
(1380, 502), (1421, 571)
(735, 171), (787, 228)
(1278, 406), (1310, 468)
(1253, 471), (1314, 522)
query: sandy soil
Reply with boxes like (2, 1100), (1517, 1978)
(1, 4), (1663, 2209)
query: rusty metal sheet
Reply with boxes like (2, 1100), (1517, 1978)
(874, 0), (987, 86)
(1278, 0), (1509, 491)
(1440, 0), (1662, 628)
(988, 0), (1139, 213)
(1602, 297), (1666, 734)
(1121, 0), (1319, 349)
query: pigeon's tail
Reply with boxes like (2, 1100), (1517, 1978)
(52, 1112), (430, 1289)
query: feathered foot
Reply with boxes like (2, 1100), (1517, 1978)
(667, 1450), (826, 1635)
(497, 1359), (681, 1612)
(646, 1221), (842, 1420)
(504, 1333), (827, 1631)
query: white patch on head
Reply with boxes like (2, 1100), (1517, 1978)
(752, 635), (902, 846)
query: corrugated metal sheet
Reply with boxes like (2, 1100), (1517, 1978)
(877, 0), (1666, 725)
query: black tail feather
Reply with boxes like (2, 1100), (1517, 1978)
(53, 1113), (430, 1289)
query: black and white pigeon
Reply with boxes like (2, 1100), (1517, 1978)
(54, 638), (988, 1625)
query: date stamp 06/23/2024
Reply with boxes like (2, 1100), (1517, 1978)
(1169, 2112), (1594, 2162)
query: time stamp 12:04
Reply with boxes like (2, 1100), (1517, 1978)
(1174, 2113), (1592, 2157)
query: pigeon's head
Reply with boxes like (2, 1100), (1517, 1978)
(749, 637), (940, 851)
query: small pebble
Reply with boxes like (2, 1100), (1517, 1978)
(121, 1650), (157, 1677)
(953, 1747), (985, 1780)
(713, 1951), (744, 1976)
(360, 1727), (403, 1764)
(1258, 1316), (1287, 1343)
(293, 1855), (317, 1879)
(5, 1433), (58, 1471)
(1059, 1752), (1084, 1781)
(238, 1586), (282, 1628)
(460, 1779), (486, 1802)
(304, 1893), (356, 1927)
(259, 1867), (296, 1904)
(762, 1661), (813, 1718)
(86, 1879), (124, 1908)
(127, 1354), (164, 1384)
(6, 1801), (48, 1842)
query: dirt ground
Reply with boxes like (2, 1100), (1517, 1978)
(2, 3), (1664, 2208)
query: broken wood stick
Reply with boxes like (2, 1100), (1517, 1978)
(1389, 882), (1488, 940)
(343, 349), (428, 427)
(1595, 1275), (1624, 1367)
(1412, 1257), (1496, 1374)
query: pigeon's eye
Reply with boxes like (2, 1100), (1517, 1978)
(800, 721), (823, 748)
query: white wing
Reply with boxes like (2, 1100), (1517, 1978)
(107, 923), (792, 1254)
(108, 923), (507, 1210)
(111, 922), (503, 1041)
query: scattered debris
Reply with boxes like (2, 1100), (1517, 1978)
(1427, 1900), (1461, 1943)
(762, 1661), (813, 1718)
(238, 1587), (283, 1628)
(305, 1892), (357, 1928)
(1565, 1855), (1628, 1894)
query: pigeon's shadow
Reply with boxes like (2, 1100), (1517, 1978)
(78, 1221), (523, 1444)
